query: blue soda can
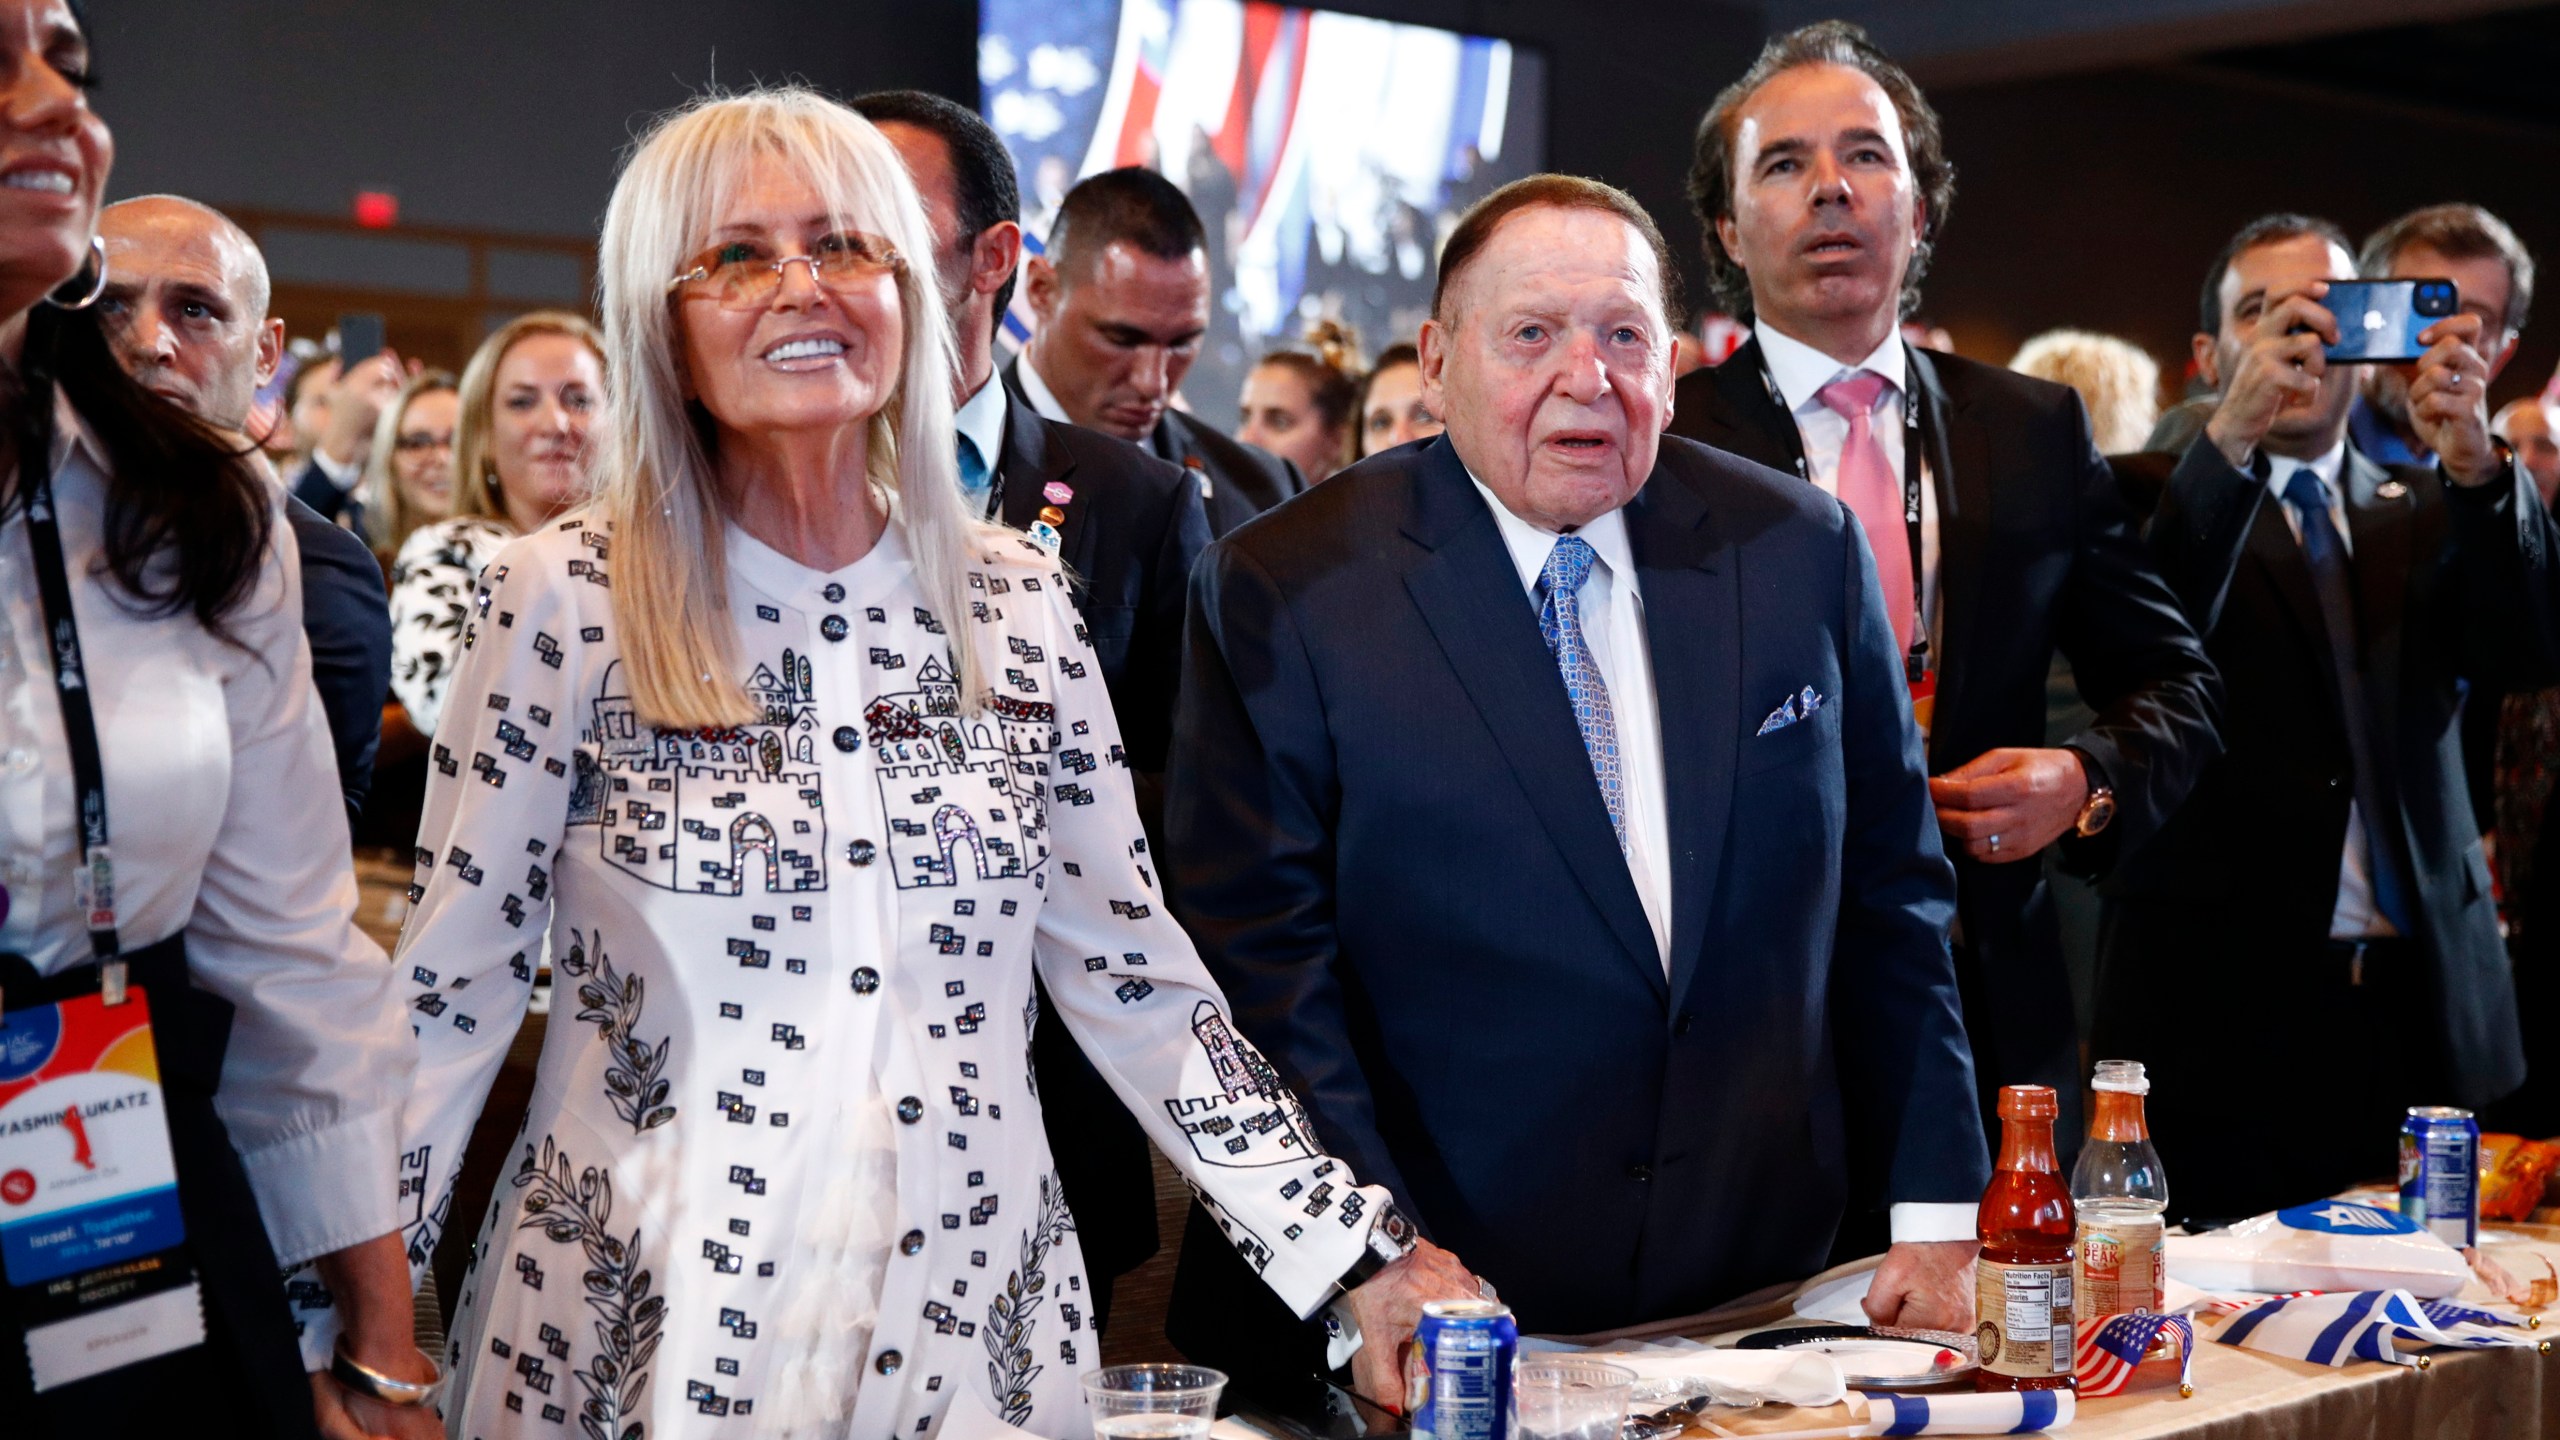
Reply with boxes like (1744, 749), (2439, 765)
(1405, 1299), (1516, 1440)
(2400, 1106), (2481, 1249)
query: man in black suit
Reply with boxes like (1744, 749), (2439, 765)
(99, 196), (391, 823)
(1009, 166), (1302, 535)
(2098, 214), (2560, 1219)
(1167, 174), (1986, 1389)
(1669, 23), (2220, 1173)
(857, 90), (1213, 1331)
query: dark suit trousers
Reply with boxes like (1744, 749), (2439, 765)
(2093, 898), (2438, 1223)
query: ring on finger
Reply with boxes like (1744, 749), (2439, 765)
(1989, 833), (2002, 854)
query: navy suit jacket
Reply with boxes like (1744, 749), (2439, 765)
(286, 495), (391, 822)
(1164, 434), (1987, 1362)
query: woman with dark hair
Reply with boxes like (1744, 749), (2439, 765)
(1238, 318), (1361, 482)
(1352, 339), (1440, 458)
(0, 5), (429, 1437)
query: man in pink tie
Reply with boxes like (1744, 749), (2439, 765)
(1667, 20), (2220, 1300)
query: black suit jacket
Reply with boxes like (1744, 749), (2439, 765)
(983, 375), (1213, 1299)
(1669, 339), (2221, 1139)
(1156, 406), (1304, 536)
(286, 495), (391, 822)
(2107, 438), (2560, 1106)
(290, 456), (358, 529)
(1164, 434), (1985, 1377)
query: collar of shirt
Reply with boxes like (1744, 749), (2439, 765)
(52, 388), (109, 480)
(2263, 438), (2353, 553)
(955, 370), (1009, 472)
(1754, 318), (1905, 416)
(1014, 353), (1071, 427)
(307, 444), (364, 493)
(1464, 470), (1639, 602)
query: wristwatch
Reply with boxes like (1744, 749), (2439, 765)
(1336, 1202), (1420, 1295)
(2067, 747), (2116, 839)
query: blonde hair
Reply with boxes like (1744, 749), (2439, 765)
(360, 367), (458, 554)
(597, 86), (990, 730)
(2008, 329), (2161, 456)
(452, 310), (607, 526)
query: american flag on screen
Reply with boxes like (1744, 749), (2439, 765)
(2072, 1310), (2195, 1397)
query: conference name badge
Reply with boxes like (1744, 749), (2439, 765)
(0, 988), (205, 1390)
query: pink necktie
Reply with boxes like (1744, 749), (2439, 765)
(1816, 371), (1914, 660)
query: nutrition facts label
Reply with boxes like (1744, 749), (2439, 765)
(1977, 1258), (2075, 1378)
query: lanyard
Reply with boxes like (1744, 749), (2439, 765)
(14, 372), (123, 989)
(1756, 357), (1932, 683)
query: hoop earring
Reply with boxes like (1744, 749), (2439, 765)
(43, 236), (106, 311)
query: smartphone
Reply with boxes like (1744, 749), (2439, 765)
(335, 312), (386, 372)
(2319, 278), (2458, 364)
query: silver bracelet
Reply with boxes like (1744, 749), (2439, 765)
(330, 1339), (445, 1408)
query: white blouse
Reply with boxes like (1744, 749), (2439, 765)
(0, 398), (411, 1338)
(389, 515), (515, 738)
(395, 512), (1382, 1439)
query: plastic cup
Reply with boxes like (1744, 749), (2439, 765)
(1084, 1363), (1228, 1440)
(1514, 1359), (1635, 1440)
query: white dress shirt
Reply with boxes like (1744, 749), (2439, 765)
(1468, 476), (1672, 964)
(954, 369), (1009, 514)
(2263, 442), (2397, 941)
(1755, 321), (1943, 657)
(0, 396), (410, 1329)
(307, 442), (363, 495)
(1014, 352), (1072, 429)
(1466, 474), (1964, 1244)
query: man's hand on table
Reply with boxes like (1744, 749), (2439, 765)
(1863, 1239), (1978, 1333)
(1342, 1237), (1483, 1409)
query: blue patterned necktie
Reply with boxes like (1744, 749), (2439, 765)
(957, 431), (993, 517)
(2280, 466), (2415, 934)
(1537, 535), (1627, 851)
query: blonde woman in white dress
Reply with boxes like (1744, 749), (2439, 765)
(388, 89), (1472, 1440)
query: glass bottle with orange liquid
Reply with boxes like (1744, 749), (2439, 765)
(1975, 1084), (2076, 1392)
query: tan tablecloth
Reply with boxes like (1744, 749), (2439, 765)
(1560, 1227), (2560, 1439)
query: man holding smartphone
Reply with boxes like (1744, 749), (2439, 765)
(2351, 204), (2535, 468)
(2094, 213), (2560, 1221)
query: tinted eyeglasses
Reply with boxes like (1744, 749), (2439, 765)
(666, 231), (905, 311)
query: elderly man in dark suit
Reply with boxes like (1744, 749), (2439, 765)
(1165, 173), (1987, 1390)
(858, 90), (1215, 1332)
(1667, 23), (2220, 1178)
(2099, 213), (2560, 1220)
(98, 195), (391, 823)
(1009, 166), (1301, 536)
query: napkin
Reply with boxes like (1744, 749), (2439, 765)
(1577, 1344), (1847, 1409)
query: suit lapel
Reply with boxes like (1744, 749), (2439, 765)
(1689, 337), (1807, 476)
(2343, 447), (2413, 756)
(2246, 476), (2336, 679)
(1398, 446), (1666, 996)
(1628, 467), (1735, 1011)
(1903, 345), (1983, 772)
(995, 372), (1096, 579)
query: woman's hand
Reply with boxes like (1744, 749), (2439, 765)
(310, 1233), (442, 1439)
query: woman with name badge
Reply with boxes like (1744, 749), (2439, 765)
(0, 4), (429, 1437)
(388, 87), (1471, 1438)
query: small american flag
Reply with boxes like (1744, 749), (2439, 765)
(2073, 1310), (2195, 1397)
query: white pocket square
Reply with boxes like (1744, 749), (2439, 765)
(1756, 685), (1826, 737)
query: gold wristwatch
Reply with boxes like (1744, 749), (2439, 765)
(2068, 747), (2116, 838)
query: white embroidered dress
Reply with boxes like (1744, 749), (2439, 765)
(393, 513), (1376, 1439)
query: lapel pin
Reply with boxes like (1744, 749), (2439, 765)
(1038, 505), (1066, 526)
(2376, 479), (2409, 500)
(1043, 481), (1074, 505)
(1027, 520), (1063, 553)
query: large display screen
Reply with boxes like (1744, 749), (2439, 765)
(980, 0), (1547, 431)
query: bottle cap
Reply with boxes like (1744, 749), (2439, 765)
(2092, 1059), (2150, 1095)
(1997, 1083), (2058, 1119)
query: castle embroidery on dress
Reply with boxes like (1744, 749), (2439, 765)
(567, 655), (829, 895)
(864, 652), (1056, 891)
